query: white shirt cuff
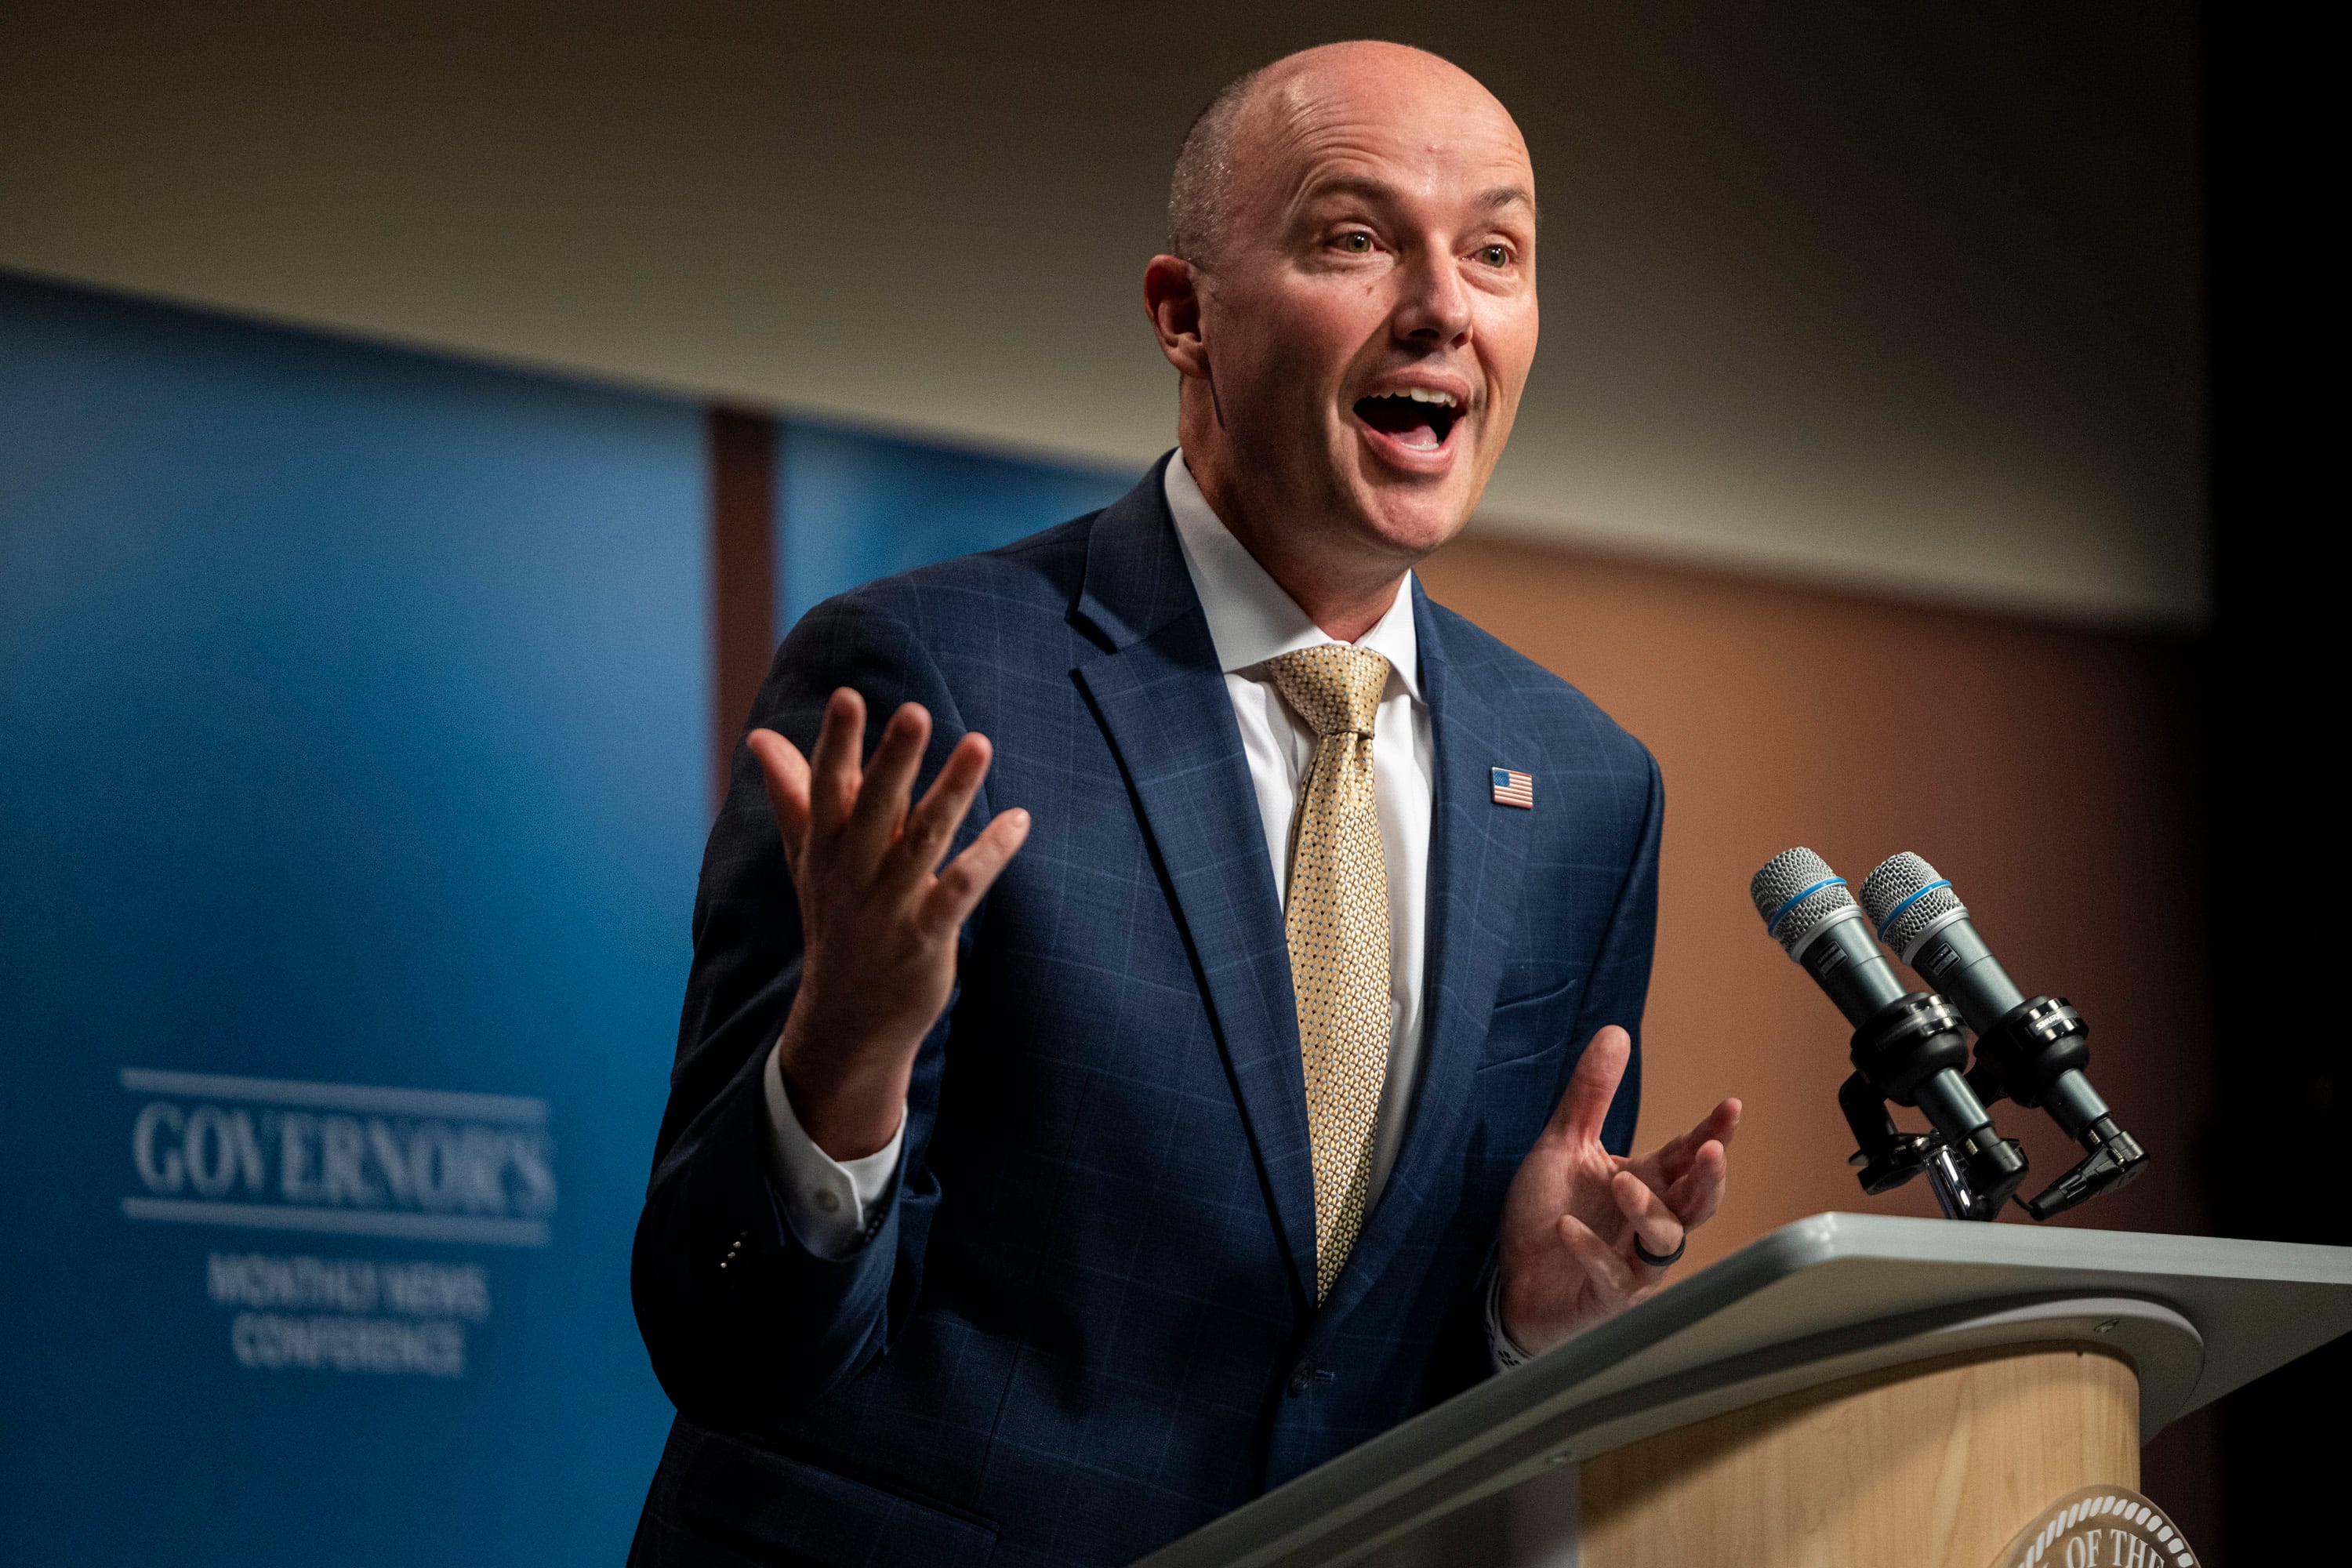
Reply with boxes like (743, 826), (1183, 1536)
(1486, 1271), (1535, 1373)
(762, 1038), (905, 1261)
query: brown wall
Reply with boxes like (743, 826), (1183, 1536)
(1417, 532), (2217, 1541)
(709, 409), (777, 813)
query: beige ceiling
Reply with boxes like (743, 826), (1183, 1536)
(2, 2), (2202, 624)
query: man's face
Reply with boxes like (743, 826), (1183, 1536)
(1194, 54), (1538, 565)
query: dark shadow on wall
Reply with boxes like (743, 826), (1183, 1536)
(2202, 5), (2344, 1565)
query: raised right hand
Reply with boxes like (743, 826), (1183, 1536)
(748, 687), (1031, 1162)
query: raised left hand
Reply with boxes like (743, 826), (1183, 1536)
(1496, 1025), (1740, 1357)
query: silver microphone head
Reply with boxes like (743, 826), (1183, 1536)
(1750, 847), (1860, 959)
(1859, 851), (1969, 963)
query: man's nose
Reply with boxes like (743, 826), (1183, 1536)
(1392, 252), (1473, 346)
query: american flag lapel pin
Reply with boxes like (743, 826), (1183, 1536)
(1490, 767), (1534, 809)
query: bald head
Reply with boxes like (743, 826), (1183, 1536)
(1142, 40), (1540, 635)
(1167, 42), (1526, 267)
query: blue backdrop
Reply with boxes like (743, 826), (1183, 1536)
(779, 419), (1134, 630)
(1, 273), (1144, 1562)
(0, 275), (705, 1563)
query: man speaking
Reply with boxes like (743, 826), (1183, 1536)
(630, 41), (1740, 1567)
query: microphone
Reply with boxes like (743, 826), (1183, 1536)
(1860, 854), (2147, 1219)
(1751, 848), (2027, 1220)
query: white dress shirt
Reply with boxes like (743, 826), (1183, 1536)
(763, 452), (1436, 1263)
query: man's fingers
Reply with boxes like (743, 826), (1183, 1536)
(1639, 1098), (1744, 1185)
(1664, 1139), (1730, 1229)
(894, 732), (995, 880)
(841, 702), (932, 866)
(808, 688), (868, 835)
(1555, 1213), (1636, 1301)
(922, 807), (1032, 931)
(1612, 1170), (1684, 1261)
(1544, 1025), (1631, 1144)
(746, 728), (814, 862)
(1678, 1098), (1742, 1164)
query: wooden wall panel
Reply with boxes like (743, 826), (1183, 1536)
(708, 408), (777, 814)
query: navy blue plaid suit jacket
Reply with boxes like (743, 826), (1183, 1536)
(630, 456), (1661, 1567)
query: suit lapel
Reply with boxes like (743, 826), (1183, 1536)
(1318, 584), (1534, 1325)
(1069, 462), (1322, 1305)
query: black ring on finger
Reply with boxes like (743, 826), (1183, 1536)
(1634, 1231), (1686, 1269)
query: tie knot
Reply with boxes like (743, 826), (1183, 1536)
(1266, 644), (1391, 739)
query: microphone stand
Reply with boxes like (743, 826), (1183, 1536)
(1835, 993), (2029, 1222)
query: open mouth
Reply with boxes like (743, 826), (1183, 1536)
(1352, 390), (1462, 452)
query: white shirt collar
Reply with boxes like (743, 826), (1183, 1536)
(1162, 451), (1422, 700)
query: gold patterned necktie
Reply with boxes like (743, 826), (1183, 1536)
(1265, 644), (1393, 1303)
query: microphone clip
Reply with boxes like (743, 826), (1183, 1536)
(1838, 994), (2030, 1221)
(2019, 1116), (2149, 1220)
(1839, 1073), (1937, 1193)
(1964, 995), (2150, 1219)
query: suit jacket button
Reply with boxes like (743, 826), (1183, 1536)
(1287, 1362), (1314, 1396)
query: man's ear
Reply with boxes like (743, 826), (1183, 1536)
(1142, 255), (1210, 379)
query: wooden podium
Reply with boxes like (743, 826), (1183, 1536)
(1136, 1214), (2352, 1568)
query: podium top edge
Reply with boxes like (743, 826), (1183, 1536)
(1132, 1214), (2352, 1568)
(1757, 1212), (2352, 1285)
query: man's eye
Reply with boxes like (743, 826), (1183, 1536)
(1334, 232), (1374, 253)
(1478, 245), (1512, 268)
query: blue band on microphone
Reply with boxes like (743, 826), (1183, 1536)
(1873, 879), (1951, 942)
(1763, 877), (1845, 934)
